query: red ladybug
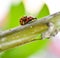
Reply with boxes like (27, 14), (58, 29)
(20, 16), (37, 25)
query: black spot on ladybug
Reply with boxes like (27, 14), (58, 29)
(20, 16), (37, 25)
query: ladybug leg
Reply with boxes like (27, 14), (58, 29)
(32, 18), (37, 21)
(27, 19), (37, 24)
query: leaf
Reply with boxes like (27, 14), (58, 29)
(37, 4), (50, 18)
(7, 2), (25, 29)
(1, 3), (50, 58)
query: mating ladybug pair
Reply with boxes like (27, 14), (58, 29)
(20, 16), (37, 25)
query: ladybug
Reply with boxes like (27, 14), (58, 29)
(20, 16), (37, 25)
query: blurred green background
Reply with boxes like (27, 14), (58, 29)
(0, 1), (50, 58)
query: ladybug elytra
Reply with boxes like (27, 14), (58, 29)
(20, 16), (37, 25)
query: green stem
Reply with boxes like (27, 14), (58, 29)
(0, 12), (60, 52)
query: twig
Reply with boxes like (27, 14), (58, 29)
(0, 12), (60, 52)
